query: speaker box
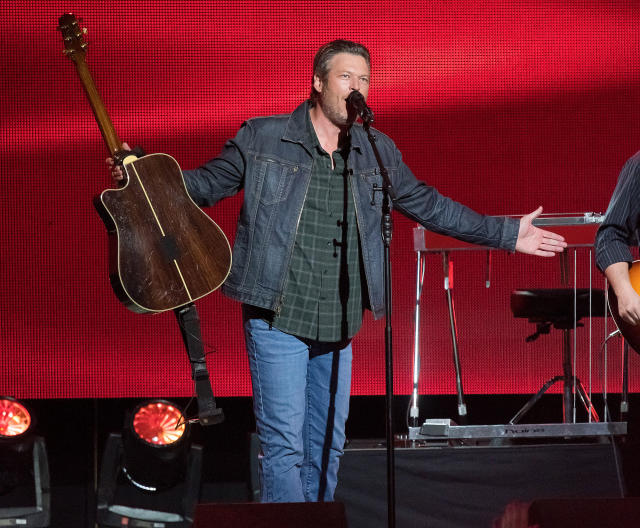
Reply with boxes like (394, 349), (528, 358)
(335, 441), (625, 528)
(193, 501), (348, 527)
(528, 497), (640, 528)
(0, 436), (50, 527)
(96, 433), (202, 527)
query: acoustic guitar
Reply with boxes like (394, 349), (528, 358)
(58, 14), (231, 313)
(608, 260), (640, 353)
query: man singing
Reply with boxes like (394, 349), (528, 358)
(109, 39), (566, 503)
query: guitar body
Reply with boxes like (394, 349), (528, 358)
(608, 260), (640, 353)
(58, 14), (231, 313)
(96, 154), (231, 313)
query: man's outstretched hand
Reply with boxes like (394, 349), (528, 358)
(515, 206), (567, 256)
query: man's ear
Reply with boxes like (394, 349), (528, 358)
(313, 74), (323, 94)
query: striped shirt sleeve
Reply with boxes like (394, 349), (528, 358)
(595, 151), (640, 272)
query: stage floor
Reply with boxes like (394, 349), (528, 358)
(4, 394), (640, 527)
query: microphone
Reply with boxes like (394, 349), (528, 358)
(346, 90), (374, 124)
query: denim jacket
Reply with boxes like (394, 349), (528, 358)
(184, 101), (519, 319)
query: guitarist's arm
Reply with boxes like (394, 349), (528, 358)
(107, 135), (246, 208)
(108, 122), (252, 205)
(181, 121), (254, 207)
(596, 151), (640, 327)
(604, 261), (640, 326)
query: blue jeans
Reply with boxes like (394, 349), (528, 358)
(242, 307), (353, 502)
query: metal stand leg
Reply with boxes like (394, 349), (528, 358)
(621, 341), (629, 421)
(409, 251), (424, 428)
(443, 252), (467, 424)
(561, 328), (572, 423)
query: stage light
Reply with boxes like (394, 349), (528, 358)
(123, 400), (189, 491)
(0, 397), (50, 527)
(96, 399), (203, 528)
(131, 400), (186, 445)
(0, 397), (32, 439)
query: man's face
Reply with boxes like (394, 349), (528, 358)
(313, 52), (371, 127)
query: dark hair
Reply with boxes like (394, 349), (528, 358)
(309, 40), (371, 105)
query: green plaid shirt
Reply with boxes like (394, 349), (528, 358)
(271, 112), (365, 342)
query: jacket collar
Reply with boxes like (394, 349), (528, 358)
(282, 100), (364, 153)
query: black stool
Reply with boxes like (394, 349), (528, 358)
(510, 288), (606, 424)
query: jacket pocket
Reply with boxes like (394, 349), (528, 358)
(255, 155), (299, 206)
(359, 169), (384, 207)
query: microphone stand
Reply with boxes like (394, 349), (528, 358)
(362, 118), (397, 528)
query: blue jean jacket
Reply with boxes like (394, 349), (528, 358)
(184, 101), (519, 319)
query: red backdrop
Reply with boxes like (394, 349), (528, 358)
(2, 1), (640, 398)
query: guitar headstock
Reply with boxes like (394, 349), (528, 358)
(57, 13), (87, 62)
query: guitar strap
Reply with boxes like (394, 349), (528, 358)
(175, 303), (224, 426)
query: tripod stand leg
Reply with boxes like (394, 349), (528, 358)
(573, 377), (599, 422)
(509, 376), (563, 424)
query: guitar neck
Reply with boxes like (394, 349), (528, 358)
(72, 56), (122, 156)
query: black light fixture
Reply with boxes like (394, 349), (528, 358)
(96, 399), (202, 527)
(0, 396), (50, 527)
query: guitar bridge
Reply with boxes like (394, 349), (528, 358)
(160, 235), (180, 261)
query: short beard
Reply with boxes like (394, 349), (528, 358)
(318, 96), (353, 128)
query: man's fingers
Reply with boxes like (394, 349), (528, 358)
(540, 230), (566, 243)
(539, 243), (564, 253)
(621, 310), (640, 326)
(104, 142), (132, 182)
(541, 237), (567, 248)
(525, 206), (544, 221)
